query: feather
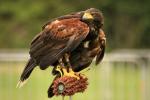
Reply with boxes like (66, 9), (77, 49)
(95, 29), (106, 65)
(16, 79), (28, 88)
(30, 18), (89, 69)
(47, 75), (60, 98)
(95, 45), (105, 65)
(17, 58), (36, 88)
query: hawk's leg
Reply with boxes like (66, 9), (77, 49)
(56, 58), (65, 77)
(64, 53), (71, 72)
(63, 53), (79, 79)
(59, 58), (65, 67)
(56, 54), (79, 79)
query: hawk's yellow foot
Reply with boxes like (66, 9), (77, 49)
(55, 66), (63, 77)
(62, 68), (80, 79)
(56, 66), (80, 79)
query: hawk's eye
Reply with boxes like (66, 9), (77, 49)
(90, 13), (95, 17)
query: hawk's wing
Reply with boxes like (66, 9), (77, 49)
(42, 11), (83, 30)
(30, 18), (89, 68)
(95, 29), (106, 65)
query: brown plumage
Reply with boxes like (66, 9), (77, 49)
(30, 18), (89, 68)
(19, 17), (89, 83)
(48, 8), (106, 98)
(70, 28), (106, 72)
(18, 8), (106, 97)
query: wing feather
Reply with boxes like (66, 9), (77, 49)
(30, 18), (89, 68)
(95, 29), (106, 65)
(42, 12), (82, 30)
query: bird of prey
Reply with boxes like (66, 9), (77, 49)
(47, 8), (106, 98)
(17, 8), (106, 93)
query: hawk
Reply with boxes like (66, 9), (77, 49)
(17, 8), (106, 94)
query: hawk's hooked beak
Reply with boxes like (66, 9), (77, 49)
(82, 12), (94, 20)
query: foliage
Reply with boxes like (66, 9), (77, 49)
(0, 0), (150, 49)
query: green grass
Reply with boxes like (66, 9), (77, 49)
(0, 62), (147, 100)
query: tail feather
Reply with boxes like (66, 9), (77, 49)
(48, 83), (54, 98)
(17, 58), (36, 88)
(48, 75), (60, 98)
(16, 79), (28, 88)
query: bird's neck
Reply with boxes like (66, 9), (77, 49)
(89, 25), (99, 39)
(83, 21), (99, 41)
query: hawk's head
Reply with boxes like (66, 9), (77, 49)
(82, 8), (104, 28)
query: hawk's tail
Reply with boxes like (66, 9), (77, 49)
(48, 75), (60, 98)
(17, 58), (36, 88)
(48, 83), (54, 98)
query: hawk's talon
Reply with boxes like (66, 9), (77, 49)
(55, 66), (63, 77)
(56, 66), (80, 79)
(62, 68), (80, 80)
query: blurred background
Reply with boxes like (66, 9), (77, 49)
(0, 0), (150, 100)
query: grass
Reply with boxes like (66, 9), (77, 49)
(0, 61), (147, 100)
